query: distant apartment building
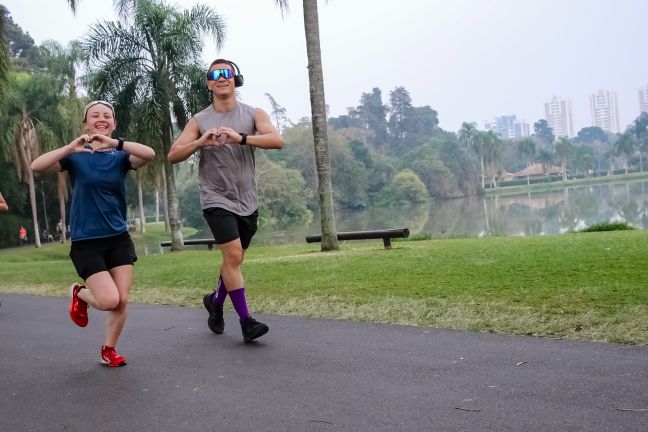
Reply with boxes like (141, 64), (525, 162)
(544, 96), (574, 138)
(639, 83), (648, 114)
(590, 90), (620, 133)
(484, 115), (530, 139)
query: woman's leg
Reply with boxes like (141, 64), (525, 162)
(77, 271), (120, 311)
(104, 264), (133, 348)
(76, 265), (132, 347)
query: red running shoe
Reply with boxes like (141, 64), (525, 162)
(68, 283), (88, 327)
(100, 346), (127, 367)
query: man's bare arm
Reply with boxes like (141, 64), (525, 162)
(168, 119), (203, 163)
(250, 108), (283, 149)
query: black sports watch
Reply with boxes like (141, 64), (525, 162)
(116, 137), (125, 151)
(239, 133), (248, 145)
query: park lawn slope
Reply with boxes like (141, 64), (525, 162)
(1, 230), (646, 345)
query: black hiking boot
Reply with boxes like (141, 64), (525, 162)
(203, 293), (224, 334)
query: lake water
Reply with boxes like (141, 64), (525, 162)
(139, 179), (648, 255)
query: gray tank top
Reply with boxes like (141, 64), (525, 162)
(194, 102), (258, 215)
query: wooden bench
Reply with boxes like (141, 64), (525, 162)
(160, 239), (216, 250)
(306, 228), (410, 249)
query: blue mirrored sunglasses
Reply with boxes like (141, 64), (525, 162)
(207, 69), (234, 81)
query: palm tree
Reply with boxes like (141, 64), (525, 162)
(614, 132), (636, 175)
(67, 0), (79, 13)
(517, 137), (536, 185)
(482, 130), (503, 188)
(272, 0), (338, 251)
(82, 0), (225, 251)
(554, 137), (573, 181)
(630, 112), (648, 172)
(0, 6), (10, 95)
(536, 147), (554, 176)
(574, 151), (593, 177)
(123, 99), (180, 234)
(0, 72), (65, 247)
(39, 40), (86, 243)
(458, 122), (485, 189)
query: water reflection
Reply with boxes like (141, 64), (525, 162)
(135, 179), (648, 255)
(259, 179), (647, 242)
(428, 180), (647, 237)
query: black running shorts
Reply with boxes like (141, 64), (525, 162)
(69, 232), (138, 280)
(203, 207), (258, 249)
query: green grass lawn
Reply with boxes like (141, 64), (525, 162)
(1, 229), (646, 345)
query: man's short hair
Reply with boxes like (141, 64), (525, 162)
(210, 58), (236, 70)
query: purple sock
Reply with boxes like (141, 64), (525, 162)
(210, 276), (228, 306)
(228, 288), (251, 323)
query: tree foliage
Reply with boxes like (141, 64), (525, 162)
(1, 6), (41, 71)
(376, 169), (428, 206)
(357, 87), (389, 150)
(387, 86), (414, 154)
(265, 92), (293, 133)
(257, 155), (312, 227)
(534, 119), (555, 146)
(573, 126), (608, 145)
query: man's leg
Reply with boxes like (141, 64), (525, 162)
(220, 239), (268, 342)
(208, 275), (228, 305)
(202, 208), (241, 335)
(219, 239), (245, 299)
(203, 274), (227, 335)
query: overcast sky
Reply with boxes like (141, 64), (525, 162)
(3, 0), (647, 133)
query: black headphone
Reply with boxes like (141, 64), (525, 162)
(229, 61), (244, 87)
(207, 59), (244, 87)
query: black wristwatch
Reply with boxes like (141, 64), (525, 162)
(116, 137), (125, 151)
(239, 133), (248, 145)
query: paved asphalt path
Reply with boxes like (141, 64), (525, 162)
(1, 293), (647, 432)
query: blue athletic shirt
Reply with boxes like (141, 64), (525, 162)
(60, 149), (133, 241)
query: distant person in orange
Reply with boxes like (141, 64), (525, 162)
(19, 226), (27, 246)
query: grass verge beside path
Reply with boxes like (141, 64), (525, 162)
(1, 230), (646, 345)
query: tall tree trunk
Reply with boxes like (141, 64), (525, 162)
(155, 173), (161, 224)
(137, 171), (146, 234)
(640, 153), (644, 172)
(162, 114), (183, 250)
(27, 170), (41, 247)
(162, 165), (170, 232)
(57, 172), (67, 242)
(480, 156), (485, 189)
(155, 188), (160, 223)
(303, 0), (338, 251)
(18, 117), (41, 247)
